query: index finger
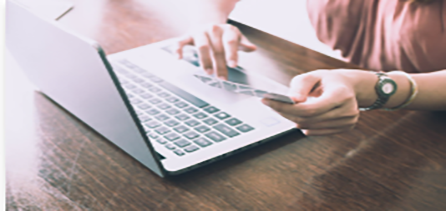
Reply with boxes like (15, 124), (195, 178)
(263, 85), (346, 117)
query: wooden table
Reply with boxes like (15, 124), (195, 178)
(6, 0), (446, 210)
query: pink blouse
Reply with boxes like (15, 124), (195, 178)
(307, 0), (446, 73)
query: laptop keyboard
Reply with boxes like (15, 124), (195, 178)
(113, 60), (255, 157)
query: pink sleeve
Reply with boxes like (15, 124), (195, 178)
(307, 0), (446, 73)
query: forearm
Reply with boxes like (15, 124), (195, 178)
(185, 0), (239, 26)
(352, 70), (446, 111)
(407, 71), (446, 110)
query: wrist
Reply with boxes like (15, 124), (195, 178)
(347, 70), (412, 109)
(338, 70), (378, 108)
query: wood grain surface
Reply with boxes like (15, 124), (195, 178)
(6, 0), (446, 210)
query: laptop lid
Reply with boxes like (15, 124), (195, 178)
(5, 0), (166, 177)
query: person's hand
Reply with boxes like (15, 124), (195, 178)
(174, 24), (257, 80)
(262, 69), (372, 136)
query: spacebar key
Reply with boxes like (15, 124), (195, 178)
(158, 81), (209, 108)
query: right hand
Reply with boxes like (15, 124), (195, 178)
(174, 24), (257, 80)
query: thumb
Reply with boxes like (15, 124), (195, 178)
(288, 72), (322, 103)
(238, 36), (257, 52)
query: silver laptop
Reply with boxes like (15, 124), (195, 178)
(6, 0), (296, 177)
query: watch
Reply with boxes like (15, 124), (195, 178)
(359, 72), (397, 111)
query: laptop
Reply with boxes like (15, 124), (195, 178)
(6, 0), (297, 177)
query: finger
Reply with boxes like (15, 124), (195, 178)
(193, 32), (214, 74)
(207, 25), (228, 80)
(262, 98), (300, 115)
(288, 72), (324, 102)
(280, 102), (359, 125)
(262, 97), (339, 118)
(239, 35), (257, 52)
(174, 35), (194, 59)
(222, 26), (240, 68)
(294, 84), (353, 117)
(292, 116), (357, 130)
(302, 126), (355, 136)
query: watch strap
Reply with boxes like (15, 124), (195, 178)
(359, 72), (397, 111)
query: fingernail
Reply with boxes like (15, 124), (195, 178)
(218, 76), (227, 81)
(293, 94), (306, 102)
(261, 99), (269, 106)
(205, 68), (213, 74)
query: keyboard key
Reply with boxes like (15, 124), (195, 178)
(236, 124), (254, 133)
(158, 92), (170, 98)
(124, 73), (138, 80)
(184, 107), (198, 114)
(195, 125), (210, 133)
(130, 98), (142, 104)
(184, 131), (199, 139)
(173, 125), (189, 133)
(139, 93), (153, 99)
(157, 103), (171, 110)
(155, 126), (170, 135)
(213, 124), (240, 138)
(203, 106), (220, 114)
(135, 110), (144, 116)
(137, 103), (151, 110)
(140, 82), (153, 89)
(158, 81), (209, 108)
(148, 87), (162, 93)
(132, 88), (144, 94)
(148, 76), (163, 83)
(165, 143), (176, 150)
(164, 133), (181, 141)
(184, 145), (200, 153)
(146, 108), (160, 116)
(203, 118), (218, 125)
(225, 118), (242, 126)
(138, 115), (152, 123)
(205, 131), (227, 142)
(149, 98), (162, 104)
(173, 149), (185, 156)
(145, 120), (161, 129)
(166, 108), (180, 115)
(114, 65), (129, 74)
(193, 137), (213, 147)
(126, 93), (134, 98)
(130, 67), (146, 74)
(174, 101), (188, 108)
(141, 72), (154, 79)
(174, 139), (191, 148)
(156, 138), (167, 144)
(119, 60), (137, 68)
(147, 132), (159, 139)
(215, 112), (230, 120)
(175, 114), (190, 121)
(166, 97), (179, 103)
(132, 77), (145, 84)
(164, 119), (180, 127)
(123, 84), (136, 90)
(155, 114), (170, 121)
(143, 126), (150, 133)
(185, 119), (200, 127)
(193, 112), (208, 119)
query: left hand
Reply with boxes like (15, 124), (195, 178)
(262, 69), (363, 136)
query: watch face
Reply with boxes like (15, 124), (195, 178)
(382, 82), (394, 94)
(379, 78), (397, 96)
